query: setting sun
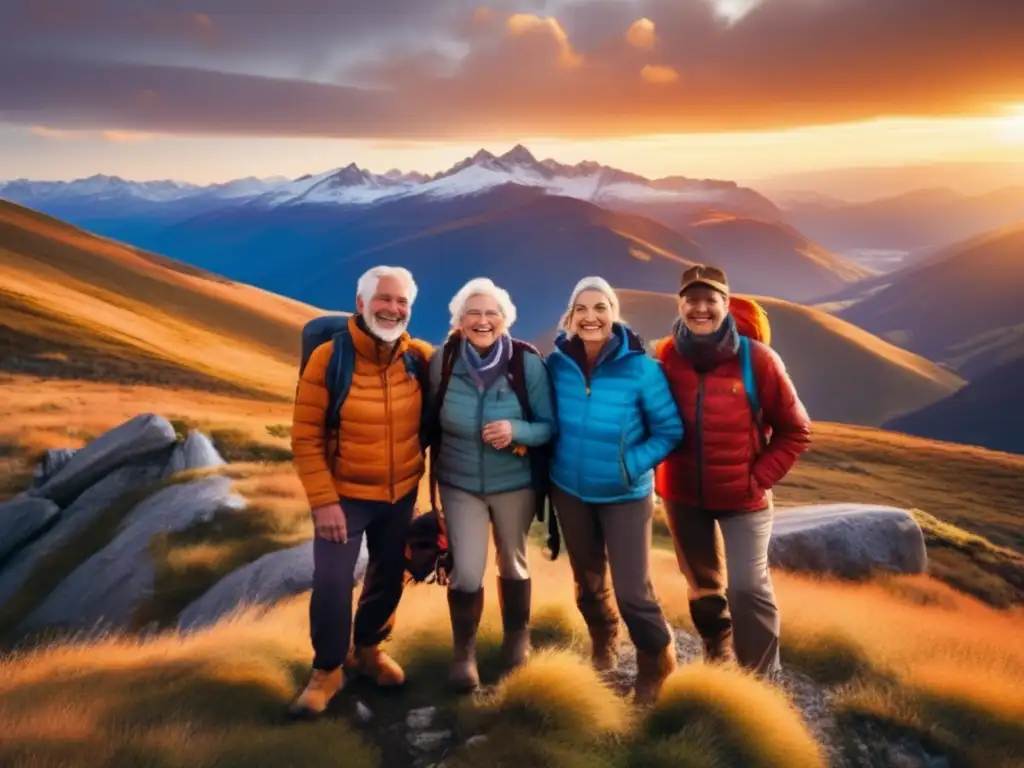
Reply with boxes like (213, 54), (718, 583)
(997, 105), (1024, 143)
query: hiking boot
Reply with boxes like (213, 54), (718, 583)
(634, 641), (678, 706)
(287, 667), (343, 718)
(588, 622), (620, 672)
(689, 595), (737, 664)
(448, 587), (484, 693)
(498, 576), (532, 669)
(346, 645), (406, 687)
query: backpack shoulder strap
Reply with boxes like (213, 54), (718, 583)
(739, 336), (767, 451)
(507, 340), (538, 419)
(428, 335), (461, 513)
(325, 328), (355, 429)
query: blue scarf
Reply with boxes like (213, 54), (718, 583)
(462, 333), (512, 392)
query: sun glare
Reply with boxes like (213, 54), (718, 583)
(996, 105), (1024, 143)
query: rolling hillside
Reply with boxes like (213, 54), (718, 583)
(539, 289), (965, 428)
(145, 188), (866, 342)
(779, 185), (1024, 254)
(838, 223), (1024, 378)
(884, 356), (1024, 455)
(0, 200), (322, 399)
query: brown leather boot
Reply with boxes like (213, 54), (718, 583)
(689, 595), (737, 664)
(448, 587), (484, 693)
(287, 667), (344, 718)
(588, 622), (620, 672)
(634, 640), (678, 706)
(498, 576), (532, 669)
(346, 645), (406, 687)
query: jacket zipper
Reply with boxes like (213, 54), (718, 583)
(579, 366), (592, 493)
(382, 369), (394, 502)
(696, 374), (705, 507)
(477, 386), (486, 494)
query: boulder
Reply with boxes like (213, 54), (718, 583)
(163, 430), (226, 478)
(17, 474), (246, 637)
(0, 462), (166, 611)
(177, 535), (370, 632)
(769, 503), (927, 580)
(0, 496), (60, 562)
(32, 449), (77, 488)
(29, 414), (177, 507)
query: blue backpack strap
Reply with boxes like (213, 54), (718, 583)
(739, 336), (767, 451)
(325, 328), (355, 430)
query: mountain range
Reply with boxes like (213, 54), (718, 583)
(0, 145), (868, 341)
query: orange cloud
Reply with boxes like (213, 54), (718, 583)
(641, 64), (679, 85)
(29, 126), (153, 142)
(626, 18), (656, 49)
(506, 14), (582, 69)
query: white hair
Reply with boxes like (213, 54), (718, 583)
(448, 277), (518, 330)
(356, 265), (418, 307)
(567, 276), (621, 321)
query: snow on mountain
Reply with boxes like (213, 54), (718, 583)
(1, 145), (767, 212)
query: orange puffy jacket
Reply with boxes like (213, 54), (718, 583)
(291, 315), (433, 507)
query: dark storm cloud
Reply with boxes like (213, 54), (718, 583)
(2, 0), (1023, 139)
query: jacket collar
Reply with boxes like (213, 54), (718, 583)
(349, 314), (410, 367)
(552, 322), (645, 370)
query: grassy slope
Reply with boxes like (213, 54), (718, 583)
(0, 200), (325, 399)
(838, 223), (1024, 377)
(603, 289), (965, 427)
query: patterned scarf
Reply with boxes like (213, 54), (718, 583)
(672, 313), (739, 373)
(462, 333), (512, 391)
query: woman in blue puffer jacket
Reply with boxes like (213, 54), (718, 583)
(547, 276), (683, 706)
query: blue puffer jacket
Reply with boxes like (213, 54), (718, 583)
(428, 342), (556, 495)
(547, 323), (684, 503)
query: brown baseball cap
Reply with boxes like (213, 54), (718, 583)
(679, 264), (729, 297)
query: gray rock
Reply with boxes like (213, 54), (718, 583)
(464, 736), (488, 748)
(176, 534), (370, 632)
(0, 496), (60, 562)
(163, 431), (226, 478)
(406, 706), (437, 730)
(355, 701), (374, 724)
(770, 503), (927, 580)
(18, 475), (245, 636)
(407, 730), (451, 753)
(32, 449), (77, 488)
(0, 462), (165, 612)
(30, 414), (177, 507)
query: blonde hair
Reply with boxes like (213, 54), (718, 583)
(562, 276), (621, 332)
(448, 277), (518, 331)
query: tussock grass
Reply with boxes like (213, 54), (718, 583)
(633, 664), (825, 768)
(0, 599), (378, 768)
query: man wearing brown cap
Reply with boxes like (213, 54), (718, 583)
(652, 264), (811, 679)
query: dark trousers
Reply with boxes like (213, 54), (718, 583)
(310, 490), (416, 671)
(550, 484), (672, 655)
(663, 501), (781, 677)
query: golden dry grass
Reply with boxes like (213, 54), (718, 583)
(3, 544), (1021, 767)
(0, 199), (325, 400)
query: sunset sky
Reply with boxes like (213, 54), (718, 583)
(2, 0), (1024, 184)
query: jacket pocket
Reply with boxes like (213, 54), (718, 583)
(618, 429), (633, 489)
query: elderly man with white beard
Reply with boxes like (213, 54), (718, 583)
(287, 265), (434, 719)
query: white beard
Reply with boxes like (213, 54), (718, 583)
(366, 313), (408, 344)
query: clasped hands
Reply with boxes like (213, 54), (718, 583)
(481, 419), (513, 450)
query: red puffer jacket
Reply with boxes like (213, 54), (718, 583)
(653, 332), (811, 512)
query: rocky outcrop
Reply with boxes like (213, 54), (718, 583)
(18, 475), (246, 636)
(770, 503), (928, 580)
(0, 413), (232, 640)
(28, 414), (177, 507)
(163, 430), (226, 478)
(178, 536), (369, 632)
(0, 496), (60, 562)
